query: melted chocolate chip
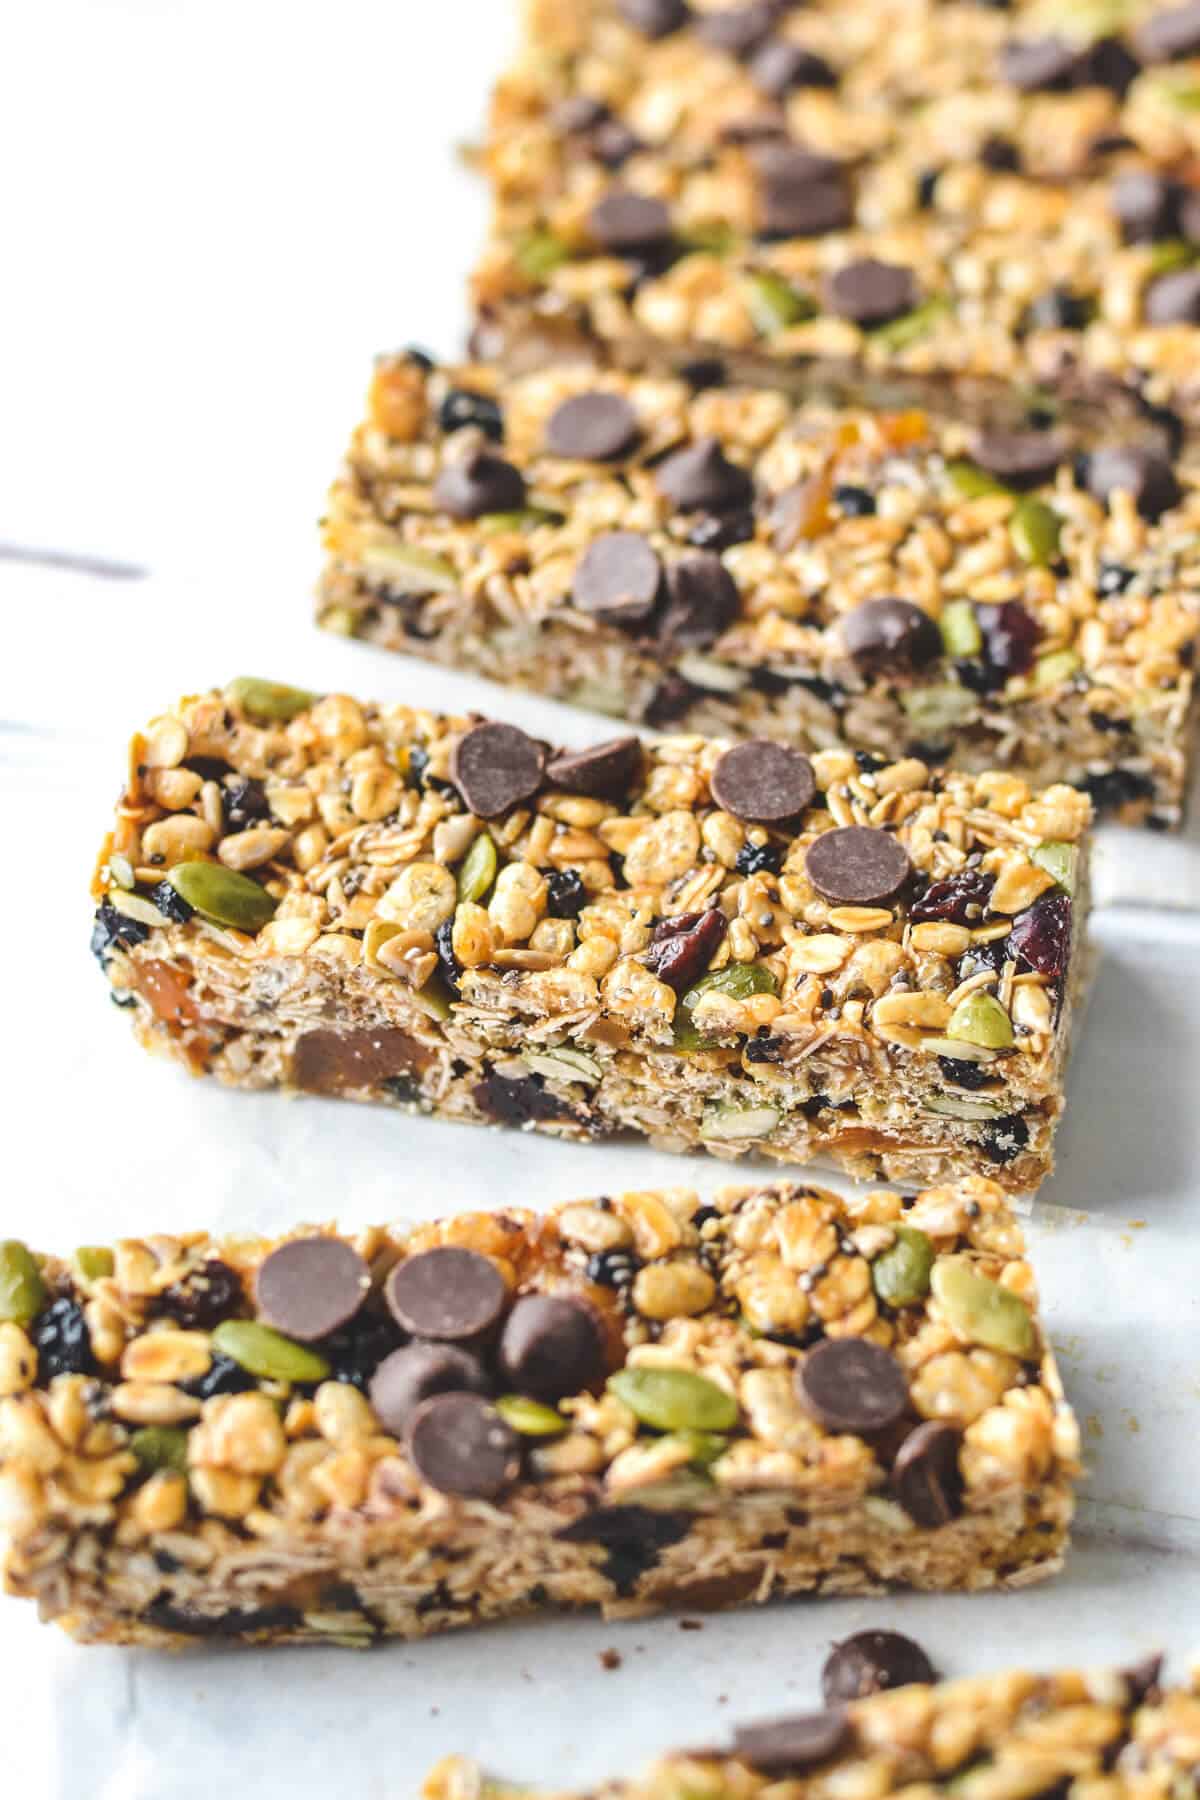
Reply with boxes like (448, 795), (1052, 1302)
(556, 1504), (692, 1596)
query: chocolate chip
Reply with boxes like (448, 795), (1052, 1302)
(1080, 36), (1141, 95)
(369, 1342), (490, 1436)
(823, 259), (918, 327)
(891, 1421), (965, 1525)
(545, 735), (644, 800)
(805, 826), (912, 906)
(656, 437), (754, 512)
(433, 448), (526, 521)
(498, 1295), (608, 1402)
(971, 428), (1070, 488)
(658, 551), (740, 648)
(451, 721), (545, 818)
(1112, 170), (1179, 243)
(756, 142), (853, 238)
(695, 1), (779, 56)
(1084, 446), (1182, 521)
(589, 188), (674, 252)
(556, 1505), (692, 1597)
(1181, 187), (1200, 242)
(592, 120), (643, 168)
(573, 532), (663, 624)
(545, 391), (642, 461)
(1136, 0), (1200, 61)
(823, 1630), (937, 1702)
(255, 1238), (371, 1343)
(551, 94), (610, 136)
(734, 1710), (851, 1776)
(291, 1027), (430, 1095)
(643, 907), (728, 992)
(842, 597), (942, 677)
(406, 1392), (521, 1499)
(749, 37), (837, 97)
(1144, 265), (1200, 325)
(710, 740), (816, 823)
(385, 1247), (509, 1342)
(616, 0), (690, 38)
(795, 1337), (909, 1434)
(999, 35), (1081, 90)
(979, 133), (1020, 172)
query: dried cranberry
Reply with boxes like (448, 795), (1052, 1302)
(586, 1249), (640, 1288)
(735, 841), (782, 876)
(91, 899), (149, 967)
(435, 919), (462, 996)
(322, 1310), (406, 1391)
(642, 908), (728, 992)
(157, 1260), (244, 1330)
(151, 880), (194, 924)
(938, 1057), (1000, 1091)
(1008, 892), (1072, 979)
(980, 1114), (1030, 1166)
(547, 870), (587, 918)
(221, 777), (270, 831)
(181, 1354), (257, 1400)
(910, 870), (995, 925)
(973, 601), (1041, 689)
(32, 1299), (96, 1382)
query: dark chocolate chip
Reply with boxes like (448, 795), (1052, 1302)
(255, 1238), (371, 1343)
(1112, 170), (1179, 243)
(822, 1630), (938, 1703)
(842, 597), (943, 676)
(551, 94), (611, 136)
(556, 1504), (692, 1596)
(1084, 446), (1182, 521)
(1144, 265), (1200, 325)
(572, 532), (663, 624)
(656, 437), (755, 513)
(545, 391), (642, 461)
(145, 1599), (302, 1640)
(368, 1342), (490, 1436)
(891, 1420), (965, 1525)
(291, 1026), (430, 1095)
(545, 735), (644, 801)
(406, 1392), (521, 1498)
(734, 1710), (851, 1776)
(999, 35), (1082, 90)
(695, 1), (780, 56)
(749, 37), (837, 96)
(710, 740), (816, 823)
(438, 388), (504, 442)
(805, 826), (912, 906)
(823, 259), (919, 327)
(385, 1247), (509, 1342)
(971, 429), (1070, 489)
(759, 169), (853, 239)
(658, 551), (741, 648)
(432, 448), (526, 521)
(616, 0), (690, 38)
(644, 671), (703, 727)
(795, 1336), (909, 1434)
(1136, 0), (1200, 61)
(1080, 36), (1141, 95)
(451, 721), (546, 818)
(643, 907), (728, 993)
(498, 1295), (608, 1402)
(591, 119), (644, 168)
(588, 188), (674, 252)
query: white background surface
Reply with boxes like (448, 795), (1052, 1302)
(3, 4), (1200, 1797)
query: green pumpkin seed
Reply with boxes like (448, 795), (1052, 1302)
(611, 1471), (716, 1511)
(130, 1427), (191, 1475)
(516, 228), (571, 280)
(608, 1367), (739, 1433)
(1033, 648), (1081, 691)
(74, 1247), (115, 1283)
(899, 682), (977, 736)
(939, 600), (984, 659)
(946, 990), (1014, 1050)
(870, 296), (950, 352)
(167, 862), (277, 934)
(675, 962), (778, 1050)
(211, 1320), (330, 1384)
(668, 1430), (729, 1469)
(224, 677), (317, 723)
(1030, 840), (1077, 894)
(1160, 77), (1200, 113)
(743, 270), (815, 334)
(320, 605), (360, 639)
(479, 508), (563, 534)
(457, 833), (498, 904)
(930, 1257), (1036, 1358)
(359, 543), (459, 593)
(699, 1102), (780, 1142)
(1009, 497), (1062, 567)
(523, 1048), (603, 1087)
(1148, 239), (1196, 276)
(683, 222), (736, 257)
(945, 460), (1007, 500)
(0, 1242), (46, 1327)
(870, 1225), (935, 1308)
(494, 1396), (567, 1437)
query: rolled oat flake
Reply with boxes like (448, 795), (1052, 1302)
(710, 739), (816, 823)
(451, 721), (546, 818)
(406, 1392), (521, 1499)
(545, 390), (642, 461)
(805, 826), (912, 905)
(795, 1336), (909, 1434)
(385, 1246), (509, 1341)
(255, 1237), (371, 1343)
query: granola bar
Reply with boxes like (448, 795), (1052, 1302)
(92, 683), (1092, 1191)
(422, 1657), (1185, 1800)
(0, 1175), (1079, 1647)
(474, 0), (1200, 426)
(320, 356), (1199, 824)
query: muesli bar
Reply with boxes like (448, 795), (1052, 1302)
(320, 356), (1197, 824)
(423, 1658), (1185, 1800)
(475, 0), (1200, 424)
(0, 1176), (1079, 1646)
(92, 684), (1092, 1191)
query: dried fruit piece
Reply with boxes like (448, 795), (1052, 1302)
(644, 908), (728, 994)
(1009, 892), (1073, 978)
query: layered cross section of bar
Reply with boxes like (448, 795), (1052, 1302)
(0, 1176), (1078, 1646)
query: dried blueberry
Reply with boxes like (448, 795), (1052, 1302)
(735, 840), (782, 876)
(151, 880), (194, 925)
(405, 746), (430, 789)
(832, 484), (876, 516)
(917, 167), (941, 208)
(181, 1354), (257, 1401)
(938, 1057), (1000, 1091)
(435, 919), (463, 996)
(979, 1114), (1030, 1166)
(910, 870), (995, 925)
(439, 388), (504, 442)
(586, 1248), (640, 1288)
(1077, 767), (1155, 814)
(322, 1309), (406, 1391)
(687, 509), (756, 551)
(1008, 892), (1072, 979)
(643, 908), (728, 992)
(157, 1260), (243, 1330)
(221, 776), (270, 831)
(547, 869), (588, 919)
(32, 1300), (96, 1382)
(855, 751), (886, 773)
(957, 939), (1009, 983)
(1098, 562), (1134, 598)
(1023, 287), (1090, 332)
(974, 601), (1041, 686)
(474, 1071), (572, 1126)
(91, 899), (149, 967)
